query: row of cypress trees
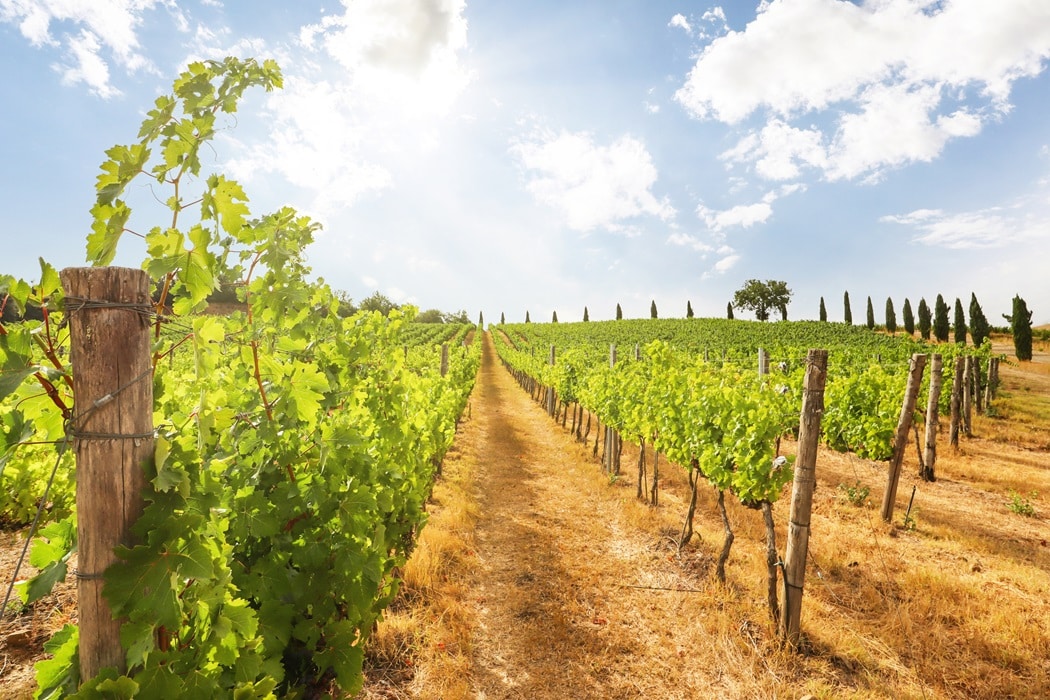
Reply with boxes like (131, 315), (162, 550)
(817, 291), (1033, 360)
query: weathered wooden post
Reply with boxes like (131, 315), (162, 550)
(547, 345), (557, 416)
(962, 356), (973, 436)
(61, 267), (154, 682)
(604, 344), (617, 474)
(758, 348), (769, 377)
(881, 353), (927, 522)
(440, 343), (449, 377)
(973, 357), (983, 414)
(780, 349), (827, 648)
(920, 354), (942, 481)
(949, 356), (964, 448)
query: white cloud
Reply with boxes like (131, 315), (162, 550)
(666, 232), (712, 252)
(721, 119), (827, 181)
(0, 0), (166, 96)
(223, 0), (472, 215)
(698, 200), (773, 231)
(676, 0), (1050, 182)
(669, 14), (692, 34)
(511, 129), (675, 233)
(713, 253), (740, 273)
(883, 205), (1048, 249)
(361, 275), (379, 288)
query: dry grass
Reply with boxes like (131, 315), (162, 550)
(362, 332), (1050, 699)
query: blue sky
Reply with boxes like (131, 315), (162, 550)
(2, 0), (1049, 325)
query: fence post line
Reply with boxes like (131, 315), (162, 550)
(780, 348), (828, 648)
(60, 267), (154, 682)
(881, 353), (927, 522)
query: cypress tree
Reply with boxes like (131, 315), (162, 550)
(933, 294), (950, 342)
(583, 306), (589, 322)
(727, 302), (734, 320)
(1005, 294), (1033, 361)
(902, 298), (915, 335)
(616, 303), (622, 320)
(525, 310), (530, 323)
(885, 297), (897, 334)
(819, 297), (827, 322)
(478, 311), (484, 327)
(651, 300), (658, 319)
(552, 310), (558, 323)
(500, 311), (505, 324)
(968, 293), (990, 347)
(917, 298), (931, 340)
(953, 298), (967, 344)
(866, 296), (875, 330)
(686, 300), (694, 319)
(844, 291), (853, 325)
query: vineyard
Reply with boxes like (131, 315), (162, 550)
(2, 55), (1049, 699)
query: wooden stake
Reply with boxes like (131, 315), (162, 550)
(921, 354), (942, 481)
(881, 353), (927, 522)
(780, 349), (828, 648)
(962, 356), (973, 436)
(949, 356), (963, 449)
(440, 343), (449, 377)
(61, 267), (153, 682)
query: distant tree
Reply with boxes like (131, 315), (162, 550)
(731, 279), (792, 321)
(917, 298), (932, 340)
(968, 293), (990, 347)
(933, 294), (950, 342)
(500, 311), (505, 324)
(414, 308), (444, 323)
(727, 301), (734, 320)
(865, 296), (875, 330)
(443, 309), (469, 324)
(953, 298), (967, 344)
(819, 297), (827, 322)
(1004, 294), (1033, 361)
(359, 291), (399, 316)
(583, 306), (590, 322)
(843, 291), (853, 325)
(335, 291), (358, 318)
(885, 297), (897, 334)
(650, 300), (658, 319)
(902, 298), (915, 335)
(478, 311), (484, 327)
(552, 310), (558, 323)
(525, 310), (531, 323)
(686, 300), (694, 319)
(616, 303), (623, 320)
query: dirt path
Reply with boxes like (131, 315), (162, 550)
(457, 332), (726, 699)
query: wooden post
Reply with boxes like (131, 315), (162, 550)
(881, 353), (927, 522)
(758, 348), (769, 377)
(949, 356), (964, 448)
(973, 357), (983, 414)
(440, 343), (449, 377)
(61, 267), (153, 682)
(780, 349), (828, 648)
(921, 354), (942, 481)
(605, 344), (617, 474)
(962, 356), (973, 436)
(547, 345), (556, 416)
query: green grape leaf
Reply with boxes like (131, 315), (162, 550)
(87, 200), (131, 266)
(33, 624), (79, 700)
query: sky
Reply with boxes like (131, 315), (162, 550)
(2, 0), (1049, 325)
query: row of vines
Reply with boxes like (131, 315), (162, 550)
(1, 58), (480, 698)
(490, 319), (990, 621)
